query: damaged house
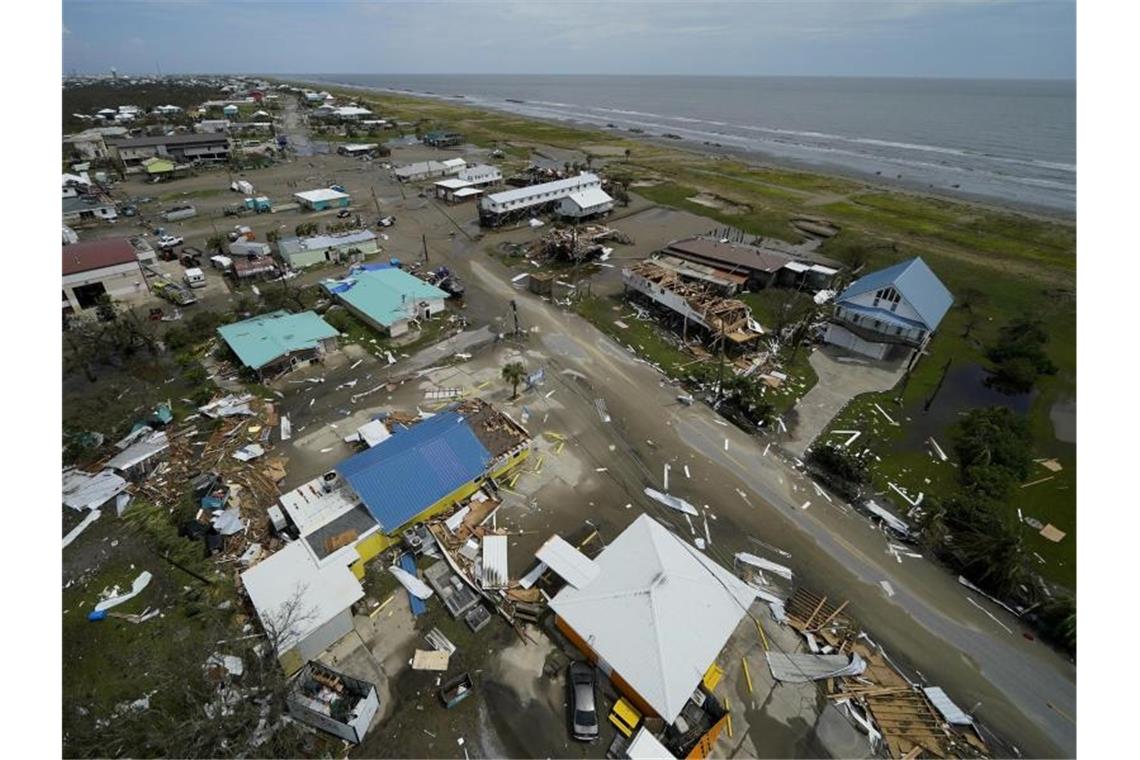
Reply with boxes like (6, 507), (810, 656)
(322, 265), (448, 337)
(622, 259), (765, 351)
(479, 172), (603, 227)
(287, 662), (380, 744)
(660, 236), (840, 293)
(217, 310), (340, 379)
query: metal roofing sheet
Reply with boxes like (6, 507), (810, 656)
(923, 687), (973, 725)
(837, 257), (953, 331)
(217, 310), (339, 370)
(62, 238), (138, 275)
(62, 468), (128, 511)
(106, 431), (169, 471)
(482, 534), (509, 589)
(549, 514), (755, 723)
(535, 535), (600, 589)
(765, 652), (866, 683)
(278, 229), (377, 255)
(566, 186), (614, 209)
(337, 412), (492, 532)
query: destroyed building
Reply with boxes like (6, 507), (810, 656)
(287, 662), (380, 744)
(622, 259), (765, 351)
(661, 236), (840, 292)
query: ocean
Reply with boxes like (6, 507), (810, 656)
(300, 74), (1076, 214)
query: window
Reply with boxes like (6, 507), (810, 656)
(873, 286), (901, 312)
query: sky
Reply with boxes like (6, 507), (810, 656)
(62, 0), (1076, 79)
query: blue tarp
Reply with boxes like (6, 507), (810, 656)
(336, 411), (492, 532)
(399, 553), (427, 616)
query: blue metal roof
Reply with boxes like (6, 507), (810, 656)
(836, 258), (953, 331)
(336, 411), (492, 532)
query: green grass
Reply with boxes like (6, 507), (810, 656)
(576, 295), (703, 378)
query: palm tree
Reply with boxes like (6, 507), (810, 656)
(501, 362), (526, 400)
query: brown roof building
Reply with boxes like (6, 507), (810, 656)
(63, 238), (148, 313)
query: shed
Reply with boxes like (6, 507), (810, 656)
(294, 188), (351, 211)
(550, 513), (755, 723)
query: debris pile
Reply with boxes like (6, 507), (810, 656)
(781, 587), (990, 759)
(526, 224), (632, 264)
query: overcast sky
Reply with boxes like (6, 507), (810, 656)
(62, 0), (1075, 79)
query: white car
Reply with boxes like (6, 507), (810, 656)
(157, 235), (184, 249)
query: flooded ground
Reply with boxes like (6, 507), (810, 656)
(900, 362), (1035, 450)
(1050, 398), (1076, 443)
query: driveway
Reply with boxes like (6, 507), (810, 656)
(782, 346), (907, 457)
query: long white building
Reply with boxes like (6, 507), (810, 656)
(479, 173), (601, 226)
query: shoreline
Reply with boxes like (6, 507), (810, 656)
(285, 75), (1075, 224)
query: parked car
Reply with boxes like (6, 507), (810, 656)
(377, 215), (395, 227)
(568, 662), (599, 742)
(336, 208), (352, 218)
(157, 234), (184, 249)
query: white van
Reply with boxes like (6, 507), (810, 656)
(184, 267), (207, 289)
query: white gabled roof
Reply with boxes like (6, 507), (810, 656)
(550, 514), (755, 723)
(241, 540), (363, 654)
(485, 172), (600, 206)
(566, 187), (613, 209)
(435, 178), (474, 190)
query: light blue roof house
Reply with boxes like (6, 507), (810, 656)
(824, 257), (952, 361)
(323, 266), (448, 337)
(217, 310), (340, 377)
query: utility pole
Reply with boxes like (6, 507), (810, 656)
(421, 233), (429, 265)
(924, 357), (953, 412)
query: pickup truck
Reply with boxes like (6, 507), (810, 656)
(157, 235), (184, 250)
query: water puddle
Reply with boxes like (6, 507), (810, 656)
(901, 363), (1034, 449)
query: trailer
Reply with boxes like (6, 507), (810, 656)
(161, 205), (197, 222)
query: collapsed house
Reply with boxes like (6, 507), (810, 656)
(660, 236), (840, 293)
(780, 587), (990, 759)
(526, 224), (632, 264)
(287, 662), (380, 744)
(622, 260), (765, 351)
